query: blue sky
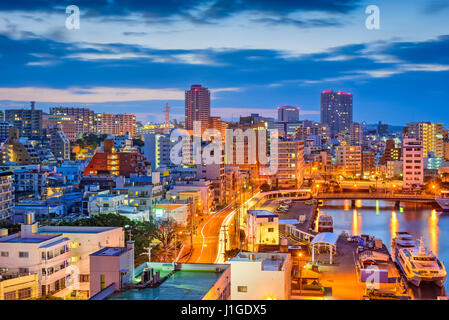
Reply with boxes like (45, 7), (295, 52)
(0, 0), (448, 125)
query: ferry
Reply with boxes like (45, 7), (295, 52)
(317, 215), (334, 233)
(395, 238), (447, 287)
(436, 191), (449, 211)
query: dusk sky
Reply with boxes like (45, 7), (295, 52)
(0, 0), (448, 125)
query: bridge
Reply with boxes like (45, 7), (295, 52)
(315, 192), (436, 203)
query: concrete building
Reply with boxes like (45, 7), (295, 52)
(0, 121), (13, 142)
(48, 128), (70, 160)
(320, 90), (353, 135)
(95, 114), (137, 137)
(1, 128), (40, 165)
(386, 160), (403, 179)
(50, 107), (95, 135)
(403, 137), (424, 188)
(0, 272), (39, 300)
(144, 132), (174, 171)
(229, 252), (292, 300)
(0, 214), (72, 297)
(362, 150), (376, 176)
(350, 122), (363, 146)
(38, 225), (125, 298)
(89, 241), (134, 297)
(154, 201), (192, 225)
(278, 106), (299, 122)
(84, 139), (151, 178)
(185, 84), (210, 132)
(275, 140), (305, 189)
(43, 114), (77, 142)
(336, 145), (362, 176)
(5, 102), (43, 139)
(0, 171), (14, 221)
(379, 140), (402, 165)
(407, 122), (444, 158)
(247, 210), (279, 252)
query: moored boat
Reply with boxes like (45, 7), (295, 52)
(395, 238), (446, 287)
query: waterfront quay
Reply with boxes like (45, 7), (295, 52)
(259, 197), (417, 300)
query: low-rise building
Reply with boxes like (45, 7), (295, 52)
(229, 252), (292, 300)
(0, 272), (39, 300)
(247, 210), (279, 252)
(89, 241), (135, 297)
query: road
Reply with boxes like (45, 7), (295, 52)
(179, 191), (259, 264)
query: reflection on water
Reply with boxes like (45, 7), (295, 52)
(321, 200), (448, 295)
(429, 209), (439, 256)
(390, 211), (398, 240)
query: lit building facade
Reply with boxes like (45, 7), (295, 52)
(185, 84), (210, 132)
(320, 90), (353, 135)
(402, 137), (424, 188)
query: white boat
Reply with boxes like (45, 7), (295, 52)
(317, 215), (334, 233)
(395, 238), (447, 287)
(436, 191), (449, 211)
(392, 232), (416, 248)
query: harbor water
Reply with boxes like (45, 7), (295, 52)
(319, 200), (447, 299)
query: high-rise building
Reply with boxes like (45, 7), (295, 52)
(349, 122), (363, 146)
(406, 122), (444, 158)
(278, 106), (299, 122)
(43, 114), (77, 142)
(402, 137), (424, 188)
(50, 107), (95, 136)
(379, 140), (401, 165)
(48, 128), (71, 160)
(185, 84), (210, 132)
(5, 102), (43, 140)
(1, 128), (40, 165)
(275, 140), (304, 189)
(84, 139), (151, 178)
(336, 145), (362, 176)
(144, 133), (174, 171)
(0, 121), (12, 142)
(95, 114), (137, 137)
(362, 150), (376, 176)
(320, 90), (353, 135)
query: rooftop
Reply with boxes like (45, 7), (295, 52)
(247, 210), (278, 218)
(39, 226), (120, 234)
(91, 247), (129, 257)
(108, 269), (225, 300)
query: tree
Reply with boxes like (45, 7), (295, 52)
(58, 214), (156, 259)
(150, 219), (181, 261)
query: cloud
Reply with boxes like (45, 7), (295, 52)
(0, 87), (185, 103)
(0, 86), (242, 103)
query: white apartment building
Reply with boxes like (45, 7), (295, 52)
(247, 210), (279, 252)
(0, 171), (14, 221)
(38, 225), (124, 299)
(335, 145), (362, 176)
(0, 214), (71, 297)
(228, 252), (292, 300)
(402, 138), (424, 188)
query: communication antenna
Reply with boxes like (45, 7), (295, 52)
(164, 103), (170, 133)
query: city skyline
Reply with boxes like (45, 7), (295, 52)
(0, 1), (448, 125)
